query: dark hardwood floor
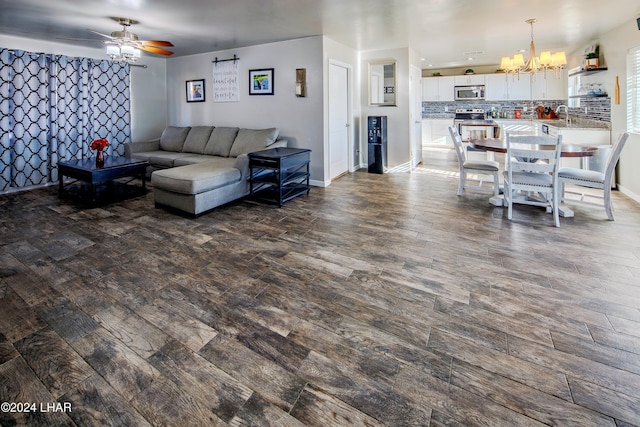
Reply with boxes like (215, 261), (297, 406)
(1, 148), (640, 426)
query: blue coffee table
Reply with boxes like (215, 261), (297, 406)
(57, 155), (149, 206)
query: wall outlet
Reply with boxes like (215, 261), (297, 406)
(584, 107), (588, 114)
(444, 106), (448, 112)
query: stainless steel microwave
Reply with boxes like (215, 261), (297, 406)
(454, 85), (485, 100)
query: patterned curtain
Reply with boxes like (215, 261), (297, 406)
(0, 48), (131, 192)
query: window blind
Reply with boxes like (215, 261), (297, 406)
(628, 46), (640, 133)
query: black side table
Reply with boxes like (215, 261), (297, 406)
(248, 147), (311, 207)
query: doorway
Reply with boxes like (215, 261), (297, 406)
(328, 61), (351, 181)
(410, 65), (423, 168)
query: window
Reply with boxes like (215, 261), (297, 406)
(0, 48), (131, 192)
(627, 46), (640, 133)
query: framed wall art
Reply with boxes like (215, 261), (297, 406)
(186, 79), (205, 102)
(249, 68), (274, 95)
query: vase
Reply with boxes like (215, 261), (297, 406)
(96, 150), (105, 168)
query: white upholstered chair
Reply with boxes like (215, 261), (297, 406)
(503, 133), (563, 227)
(448, 126), (500, 197)
(558, 132), (629, 220)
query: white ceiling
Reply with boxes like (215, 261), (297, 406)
(1, 0), (639, 69)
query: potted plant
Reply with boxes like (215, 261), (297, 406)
(585, 52), (600, 70)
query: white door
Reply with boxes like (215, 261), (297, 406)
(410, 65), (423, 168)
(329, 62), (350, 180)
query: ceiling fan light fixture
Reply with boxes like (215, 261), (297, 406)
(93, 17), (174, 63)
(120, 45), (135, 56)
(106, 45), (120, 57)
(106, 42), (140, 63)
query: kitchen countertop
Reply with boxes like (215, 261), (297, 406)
(495, 118), (610, 130)
(422, 116), (611, 130)
(458, 120), (500, 126)
(536, 118), (610, 130)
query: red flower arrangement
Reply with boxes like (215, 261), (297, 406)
(90, 138), (108, 151)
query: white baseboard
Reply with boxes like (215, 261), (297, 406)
(310, 179), (329, 187)
(618, 185), (640, 205)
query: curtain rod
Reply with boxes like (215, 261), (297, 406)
(212, 54), (239, 64)
(4, 49), (145, 67)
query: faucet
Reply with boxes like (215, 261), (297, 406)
(555, 105), (570, 125)
(556, 104), (569, 124)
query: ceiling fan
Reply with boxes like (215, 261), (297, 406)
(60, 17), (174, 62)
(97, 18), (173, 57)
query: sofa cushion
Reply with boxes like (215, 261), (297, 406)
(174, 155), (237, 168)
(182, 126), (214, 154)
(147, 151), (193, 167)
(160, 126), (191, 152)
(229, 128), (279, 157)
(203, 127), (239, 157)
(151, 163), (241, 195)
(130, 150), (190, 167)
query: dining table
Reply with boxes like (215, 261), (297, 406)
(469, 138), (599, 217)
(469, 138), (599, 158)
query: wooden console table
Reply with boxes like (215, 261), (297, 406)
(248, 147), (311, 207)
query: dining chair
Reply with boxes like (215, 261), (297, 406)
(558, 132), (629, 220)
(448, 126), (500, 197)
(503, 133), (563, 227)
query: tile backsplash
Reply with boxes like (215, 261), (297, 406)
(422, 97), (611, 122)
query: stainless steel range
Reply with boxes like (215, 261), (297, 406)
(453, 108), (500, 141)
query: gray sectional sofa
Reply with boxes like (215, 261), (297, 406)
(124, 125), (287, 216)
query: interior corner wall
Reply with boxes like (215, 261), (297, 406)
(595, 17), (640, 202)
(165, 36), (325, 183)
(129, 57), (168, 141)
(0, 34), (168, 143)
(360, 48), (411, 169)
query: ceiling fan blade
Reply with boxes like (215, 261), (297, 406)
(140, 40), (174, 47)
(56, 37), (105, 43)
(89, 30), (115, 40)
(140, 45), (174, 56)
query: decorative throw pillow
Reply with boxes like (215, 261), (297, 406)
(229, 128), (279, 157)
(203, 127), (239, 157)
(159, 126), (191, 152)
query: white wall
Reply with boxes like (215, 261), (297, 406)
(594, 18), (640, 202)
(165, 36), (327, 183)
(0, 34), (168, 143)
(361, 48), (411, 170)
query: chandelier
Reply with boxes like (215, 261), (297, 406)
(500, 19), (566, 79)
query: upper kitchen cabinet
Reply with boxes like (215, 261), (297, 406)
(509, 74), (532, 100)
(485, 74), (508, 100)
(422, 76), (455, 101)
(531, 69), (568, 100)
(454, 74), (485, 86)
(485, 73), (531, 100)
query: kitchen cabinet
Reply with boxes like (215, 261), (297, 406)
(507, 73), (531, 100)
(495, 119), (537, 137)
(422, 76), (455, 101)
(538, 123), (611, 169)
(422, 119), (453, 145)
(454, 74), (485, 86)
(531, 69), (567, 100)
(485, 73), (530, 100)
(485, 74), (508, 100)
